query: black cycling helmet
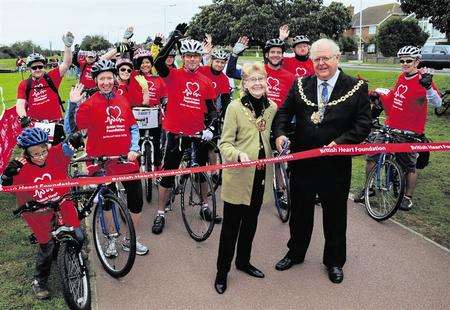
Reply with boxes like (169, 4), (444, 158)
(168, 49), (177, 57)
(91, 59), (117, 79)
(17, 127), (49, 149)
(211, 50), (229, 60)
(264, 38), (285, 53)
(26, 53), (47, 67)
(291, 35), (310, 47)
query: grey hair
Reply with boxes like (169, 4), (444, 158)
(310, 38), (341, 58)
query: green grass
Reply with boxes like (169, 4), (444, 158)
(0, 58), (448, 308)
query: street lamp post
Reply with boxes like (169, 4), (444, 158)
(164, 4), (177, 37)
(358, 0), (363, 63)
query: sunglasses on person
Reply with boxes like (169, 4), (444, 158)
(399, 59), (414, 64)
(30, 65), (44, 70)
(119, 67), (132, 73)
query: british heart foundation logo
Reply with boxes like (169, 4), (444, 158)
(33, 173), (54, 199)
(105, 106), (124, 125)
(183, 82), (201, 97)
(295, 67), (307, 77)
(267, 77), (280, 92)
(395, 84), (408, 99)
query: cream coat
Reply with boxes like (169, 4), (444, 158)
(219, 98), (277, 206)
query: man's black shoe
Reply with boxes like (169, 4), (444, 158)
(275, 255), (303, 271)
(152, 215), (165, 234)
(214, 274), (227, 294)
(236, 264), (265, 278)
(200, 207), (222, 223)
(327, 266), (344, 284)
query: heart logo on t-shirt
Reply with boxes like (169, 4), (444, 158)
(185, 82), (200, 97)
(33, 173), (53, 199)
(212, 82), (217, 89)
(395, 84), (408, 98)
(147, 80), (156, 91)
(295, 67), (307, 77)
(105, 106), (124, 125)
(267, 77), (280, 91)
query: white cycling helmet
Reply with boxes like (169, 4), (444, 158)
(26, 53), (47, 67)
(211, 50), (229, 60)
(180, 39), (204, 55)
(397, 46), (421, 59)
(292, 35), (310, 46)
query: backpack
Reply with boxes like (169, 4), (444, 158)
(25, 73), (65, 112)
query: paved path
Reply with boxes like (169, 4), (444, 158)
(92, 191), (449, 310)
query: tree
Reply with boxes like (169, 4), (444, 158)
(376, 18), (429, 57)
(80, 35), (112, 51)
(400, 0), (449, 42)
(10, 41), (42, 57)
(339, 36), (357, 53)
(187, 0), (352, 48)
(318, 2), (352, 40)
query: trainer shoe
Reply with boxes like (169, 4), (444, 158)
(354, 188), (375, 204)
(399, 196), (413, 211)
(32, 279), (50, 300)
(152, 215), (165, 234)
(104, 235), (118, 258)
(122, 237), (149, 256)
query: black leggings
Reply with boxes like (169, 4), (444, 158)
(159, 132), (209, 188)
(107, 180), (143, 214)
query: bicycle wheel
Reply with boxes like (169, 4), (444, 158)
(143, 142), (153, 203)
(273, 162), (291, 223)
(92, 193), (136, 277)
(57, 242), (91, 310)
(365, 158), (405, 221)
(180, 172), (216, 242)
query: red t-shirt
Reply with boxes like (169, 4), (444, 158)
(76, 92), (139, 174)
(13, 144), (70, 205)
(265, 65), (295, 108)
(78, 59), (96, 89)
(381, 73), (438, 134)
(127, 72), (168, 107)
(282, 57), (315, 78)
(162, 67), (216, 135)
(17, 68), (63, 120)
(198, 66), (230, 99)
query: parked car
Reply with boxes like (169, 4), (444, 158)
(420, 45), (450, 70)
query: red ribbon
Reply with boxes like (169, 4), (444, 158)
(1, 142), (449, 193)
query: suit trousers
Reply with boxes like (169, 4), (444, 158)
(287, 157), (351, 268)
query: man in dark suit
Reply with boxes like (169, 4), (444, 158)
(273, 38), (371, 283)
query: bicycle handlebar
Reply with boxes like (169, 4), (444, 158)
(13, 193), (70, 216)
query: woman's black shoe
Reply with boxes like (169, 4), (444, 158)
(214, 274), (227, 294)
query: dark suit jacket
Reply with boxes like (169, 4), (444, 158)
(273, 70), (371, 182)
(274, 70), (371, 150)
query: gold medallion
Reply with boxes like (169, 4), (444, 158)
(255, 117), (266, 131)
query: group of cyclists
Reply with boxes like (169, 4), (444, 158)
(0, 22), (443, 301)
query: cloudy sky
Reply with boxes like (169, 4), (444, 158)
(0, 0), (397, 49)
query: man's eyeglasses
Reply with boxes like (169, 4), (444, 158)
(119, 68), (132, 73)
(312, 56), (336, 63)
(29, 149), (48, 159)
(30, 65), (44, 71)
(399, 59), (414, 64)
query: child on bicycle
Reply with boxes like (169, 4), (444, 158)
(0, 127), (84, 300)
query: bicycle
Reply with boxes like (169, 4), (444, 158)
(272, 141), (291, 223)
(434, 89), (449, 116)
(132, 106), (160, 203)
(13, 198), (91, 310)
(363, 126), (423, 221)
(69, 155), (136, 277)
(164, 134), (217, 242)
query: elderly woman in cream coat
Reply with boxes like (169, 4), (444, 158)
(214, 62), (277, 294)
